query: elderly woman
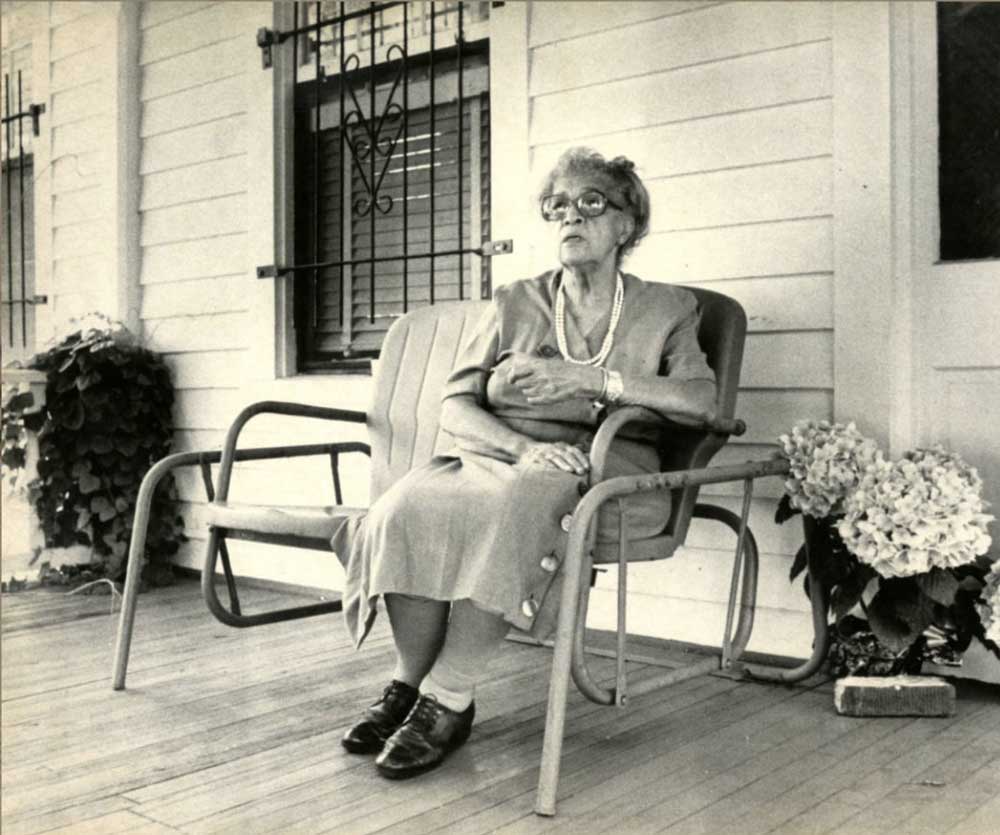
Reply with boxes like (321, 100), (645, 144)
(332, 147), (716, 779)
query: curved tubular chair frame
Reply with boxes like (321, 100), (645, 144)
(110, 298), (833, 819)
(111, 402), (370, 691)
(534, 437), (830, 815)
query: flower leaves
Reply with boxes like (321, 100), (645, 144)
(2, 325), (185, 583)
(782, 424), (1000, 671)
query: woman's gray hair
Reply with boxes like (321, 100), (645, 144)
(539, 147), (651, 265)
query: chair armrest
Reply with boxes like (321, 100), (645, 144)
(215, 400), (368, 503)
(574, 458), (790, 534)
(589, 406), (746, 483)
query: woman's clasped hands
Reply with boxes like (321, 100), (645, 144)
(502, 351), (598, 405)
(518, 440), (589, 474)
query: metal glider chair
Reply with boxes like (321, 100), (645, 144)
(111, 287), (830, 818)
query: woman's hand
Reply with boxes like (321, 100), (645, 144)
(517, 440), (590, 474)
(504, 352), (601, 404)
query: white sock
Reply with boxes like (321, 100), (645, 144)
(421, 667), (474, 713)
(419, 600), (509, 713)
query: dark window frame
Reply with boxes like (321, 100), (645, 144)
(284, 1), (493, 373)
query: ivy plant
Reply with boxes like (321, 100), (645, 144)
(2, 323), (184, 585)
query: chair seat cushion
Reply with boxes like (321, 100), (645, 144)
(592, 534), (678, 564)
(206, 502), (366, 542)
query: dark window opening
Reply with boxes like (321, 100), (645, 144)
(289, 2), (492, 371)
(937, 2), (1000, 261)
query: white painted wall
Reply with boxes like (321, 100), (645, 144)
(7, 2), (992, 670)
(512, 1), (836, 656)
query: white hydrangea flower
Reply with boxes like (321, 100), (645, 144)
(838, 446), (994, 579)
(778, 420), (881, 518)
(977, 560), (1000, 645)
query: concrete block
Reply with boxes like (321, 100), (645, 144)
(834, 674), (956, 717)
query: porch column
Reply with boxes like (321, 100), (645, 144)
(831, 1), (894, 445)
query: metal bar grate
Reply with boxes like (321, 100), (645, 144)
(262, 1), (503, 366)
(1, 70), (46, 354)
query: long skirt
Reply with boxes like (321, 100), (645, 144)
(330, 435), (668, 647)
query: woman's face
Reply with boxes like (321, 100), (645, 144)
(548, 174), (633, 276)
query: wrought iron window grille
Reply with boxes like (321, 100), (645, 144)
(257, 2), (509, 369)
(2, 70), (47, 357)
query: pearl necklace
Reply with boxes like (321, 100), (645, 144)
(554, 272), (624, 367)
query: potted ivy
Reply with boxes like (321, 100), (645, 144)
(1, 321), (185, 590)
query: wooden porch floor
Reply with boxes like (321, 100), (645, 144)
(2, 578), (998, 835)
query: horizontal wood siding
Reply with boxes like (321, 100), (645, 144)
(45, 2), (118, 332)
(528, 1), (835, 645)
(137, 0), (256, 453)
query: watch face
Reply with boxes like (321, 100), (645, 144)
(537, 344), (559, 358)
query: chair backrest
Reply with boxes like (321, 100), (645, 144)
(368, 301), (490, 502)
(657, 285), (747, 543)
(366, 286), (747, 517)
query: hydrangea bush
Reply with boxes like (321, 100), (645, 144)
(838, 446), (993, 578)
(977, 560), (1000, 645)
(779, 420), (881, 518)
(776, 420), (998, 675)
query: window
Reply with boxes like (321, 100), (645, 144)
(288, 1), (492, 370)
(937, 1), (1000, 261)
(2, 69), (41, 365)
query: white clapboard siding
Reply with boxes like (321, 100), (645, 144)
(49, 1), (106, 28)
(742, 331), (834, 389)
(136, 5), (261, 605)
(172, 388), (246, 432)
(736, 390), (833, 445)
(532, 99), (833, 179)
(684, 496), (804, 557)
(173, 429), (226, 454)
(144, 312), (249, 355)
(173, 451), (371, 510)
(648, 157), (831, 233)
(141, 75), (247, 139)
(140, 115), (248, 175)
(529, 1), (720, 47)
(51, 184), (107, 228)
(50, 44), (109, 93)
(530, 1), (831, 97)
(49, 82), (106, 127)
(594, 546), (808, 613)
(52, 255), (109, 292)
(141, 233), (248, 284)
(140, 194), (248, 247)
(173, 537), (346, 591)
(50, 149), (109, 193)
(140, 38), (246, 102)
(51, 114), (108, 159)
(140, 156), (249, 212)
(684, 274), (834, 332)
(530, 41), (831, 147)
(50, 7), (114, 62)
(141, 2), (215, 31)
(51, 220), (108, 260)
(163, 350), (249, 389)
(587, 589), (815, 658)
(628, 217), (833, 282)
(139, 2), (254, 66)
(142, 275), (249, 319)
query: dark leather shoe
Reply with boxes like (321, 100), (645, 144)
(375, 694), (475, 779)
(341, 680), (419, 755)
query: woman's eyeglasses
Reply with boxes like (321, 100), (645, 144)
(540, 189), (624, 222)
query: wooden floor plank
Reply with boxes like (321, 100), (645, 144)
(721, 701), (996, 835)
(390, 679), (807, 835)
(3, 580), (998, 835)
